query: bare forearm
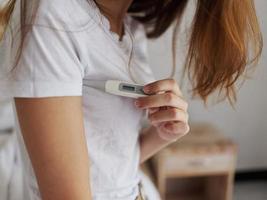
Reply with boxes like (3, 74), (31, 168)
(139, 125), (172, 164)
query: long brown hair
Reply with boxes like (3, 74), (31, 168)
(0, 0), (263, 103)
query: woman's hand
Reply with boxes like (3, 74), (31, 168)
(135, 79), (190, 142)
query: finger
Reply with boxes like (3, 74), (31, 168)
(143, 78), (182, 97)
(157, 122), (189, 141)
(148, 107), (160, 114)
(136, 92), (188, 111)
(163, 122), (190, 135)
(148, 108), (189, 124)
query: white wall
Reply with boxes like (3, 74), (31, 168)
(147, 0), (267, 170)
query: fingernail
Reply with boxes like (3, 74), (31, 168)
(143, 86), (150, 93)
(164, 123), (172, 129)
(135, 100), (140, 107)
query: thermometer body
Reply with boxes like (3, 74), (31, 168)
(83, 80), (148, 98)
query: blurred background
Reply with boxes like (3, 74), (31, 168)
(145, 0), (267, 199)
(148, 0), (267, 172)
(0, 0), (266, 200)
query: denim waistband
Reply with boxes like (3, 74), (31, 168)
(135, 182), (146, 200)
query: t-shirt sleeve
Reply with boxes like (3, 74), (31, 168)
(0, 25), (85, 98)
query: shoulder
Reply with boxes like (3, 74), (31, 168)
(34, 0), (96, 31)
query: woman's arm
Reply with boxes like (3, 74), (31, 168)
(139, 125), (172, 164)
(14, 97), (92, 200)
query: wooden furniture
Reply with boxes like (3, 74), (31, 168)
(151, 123), (237, 200)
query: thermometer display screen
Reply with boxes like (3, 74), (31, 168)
(122, 85), (135, 92)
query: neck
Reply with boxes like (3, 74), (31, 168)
(94, 0), (133, 39)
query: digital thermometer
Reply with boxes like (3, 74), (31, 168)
(83, 80), (149, 98)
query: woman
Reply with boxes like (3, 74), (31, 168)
(0, 0), (262, 200)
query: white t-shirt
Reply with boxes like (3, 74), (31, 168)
(0, 0), (157, 199)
